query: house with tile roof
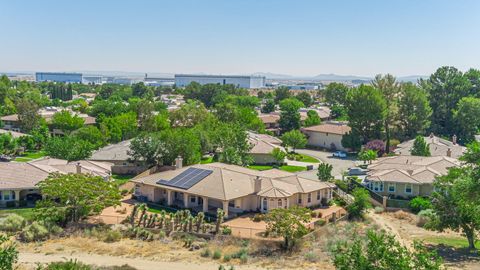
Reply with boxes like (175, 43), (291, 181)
(301, 122), (351, 151)
(0, 157), (112, 207)
(247, 132), (285, 165)
(131, 162), (334, 218)
(89, 139), (147, 175)
(364, 155), (460, 198)
(394, 134), (466, 159)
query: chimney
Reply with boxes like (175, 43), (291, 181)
(446, 148), (452, 157)
(76, 162), (82, 174)
(452, 135), (457, 145)
(254, 176), (262, 193)
(175, 156), (183, 170)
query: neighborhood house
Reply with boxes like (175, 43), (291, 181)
(394, 134), (466, 159)
(302, 122), (351, 151)
(247, 131), (285, 165)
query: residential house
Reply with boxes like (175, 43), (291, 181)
(89, 140), (147, 175)
(394, 134), (466, 159)
(364, 155), (460, 198)
(301, 122), (351, 151)
(132, 161), (334, 218)
(247, 131), (285, 165)
(0, 129), (28, 138)
(0, 157), (112, 207)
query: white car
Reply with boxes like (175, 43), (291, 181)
(332, 151), (347, 158)
(348, 167), (368, 176)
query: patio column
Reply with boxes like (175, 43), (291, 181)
(222, 201), (229, 217)
(286, 198), (289, 208)
(14, 190), (20, 201)
(166, 190), (173, 206)
(202, 197), (209, 212)
(183, 193), (189, 208)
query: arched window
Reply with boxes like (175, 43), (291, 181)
(277, 199), (283, 207)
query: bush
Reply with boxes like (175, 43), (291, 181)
(200, 248), (211, 258)
(334, 180), (348, 191)
(239, 253), (248, 264)
(304, 251), (318, 262)
(223, 254), (232, 262)
(0, 214), (26, 232)
(103, 229), (122, 243)
(374, 207), (385, 214)
(252, 214), (264, 222)
(314, 219), (326, 227)
(213, 250), (222, 260)
(38, 259), (93, 270)
(221, 226), (232, 235)
(409, 197), (432, 214)
(121, 189), (129, 196)
(416, 209), (436, 227)
(20, 221), (49, 242)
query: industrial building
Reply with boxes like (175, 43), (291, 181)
(175, 74), (266, 89)
(35, 72), (82, 83)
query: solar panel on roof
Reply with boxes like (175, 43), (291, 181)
(156, 167), (213, 190)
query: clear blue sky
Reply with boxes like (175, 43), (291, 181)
(2, 0), (479, 77)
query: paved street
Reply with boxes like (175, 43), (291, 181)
(294, 149), (357, 180)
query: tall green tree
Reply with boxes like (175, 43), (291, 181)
(265, 206), (312, 250)
(453, 97), (480, 143)
(317, 163), (333, 181)
(169, 100), (210, 128)
(261, 99), (276, 113)
(281, 130), (307, 153)
(274, 86), (291, 104)
(15, 98), (41, 132)
(372, 74), (400, 153)
(279, 98), (304, 133)
(346, 85), (387, 143)
(410, 136), (431, 156)
(303, 110), (321, 127)
(44, 136), (94, 161)
(295, 91), (313, 107)
(341, 131), (362, 152)
(346, 188), (371, 220)
(397, 83), (432, 139)
(216, 123), (253, 166)
(51, 111), (85, 134)
(324, 82), (349, 106)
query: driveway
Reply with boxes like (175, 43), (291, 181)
(294, 149), (356, 180)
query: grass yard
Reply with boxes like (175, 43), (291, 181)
(421, 236), (479, 249)
(200, 156), (214, 164)
(14, 151), (46, 162)
(111, 174), (135, 187)
(247, 164), (307, 172)
(0, 207), (35, 220)
(294, 153), (319, 163)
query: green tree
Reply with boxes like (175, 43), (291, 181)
(324, 82), (349, 106)
(72, 125), (106, 148)
(216, 123), (253, 166)
(51, 111), (85, 134)
(346, 188), (371, 220)
(453, 97), (480, 143)
(215, 102), (264, 133)
(332, 230), (443, 270)
(15, 98), (41, 132)
(279, 98), (303, 133)
(0, 133), (18, 155)
(270, 147), (286, 164)
(261, 99), (275, 113)
(358, 149), (377, 164)
(281, 130), (307, 153)
(410, 136), (431, 156)
(372, 74), (400, 154)
(317, 163), (333, 181)
(398, 83), (432, 139)
(341, 131), (362, 152)
(303, 110), (321, 127)
(36, 173), (121, 224)
(265, 206), (312, 250)
(100, 112), (138, 143)
(0, 234), (18, 270)
(132, 82), (149, 97)
(274, 86), (291, 104)
(44, 136), (94, 161)
(295, 91), (313, 107)
(346, 85), (387, 143)
(170, 100), (210, 127)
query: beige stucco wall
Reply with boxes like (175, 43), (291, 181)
(304, 131), (346, 151)
(375, 182), (426, 198)
(251, 153), (279, 165)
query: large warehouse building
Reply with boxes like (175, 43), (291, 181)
(35, 72), (83, 83)
(175, 74), (266, 89)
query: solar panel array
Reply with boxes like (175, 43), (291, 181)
(156, 167), (213, 190)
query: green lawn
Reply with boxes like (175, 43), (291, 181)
(247, 164), (307, 173)
(111, 174), (135, 187)
(14, 151), (46, 162)
(146, 203), (178, 214)
(421, 236), (479, 249)
(200, 156), (214, 164)
(0, 208), (35, 221)
(296, 154), (319, 163)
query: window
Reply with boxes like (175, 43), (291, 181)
(11, 191), (15, 200)
(3, 192), (10, 201)
(388, 183), (395, 193)
(372, 182), (384, 192)
(316, 191), (321, 200)
(297, 196), (302, 204)
(278, 199), (283, 207)
(190, 197), (196, 203)
(307, 193), (312, 203)
(134, 184), (140, 195)
(405, 184), (413, 194)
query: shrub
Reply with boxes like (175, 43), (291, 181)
(409, 197), (432, 214)
(200, 248), (211, 258)
(213, 250), (222, 260)
(37, 259), (93, 270)
(239, 253), (248, 264)
(120, 189), (129, 196)
(374, 207), (385, 214)
(223, 254), (231, 262)
(393, 210), (410, 220)
(334, 180), (348, 191)
(252, 214), (264, 222)
(365, 140), (386, 156)
(0, 214), (26, 232)
(310, 212), (317, 218)
(103, 229), (122, 243)
(304, 251), (318, 262)
(416, 209), (436, 227)
(314, 219), (326, 227)
(221, 226), (232, 235)
(20, 222), (49, 242)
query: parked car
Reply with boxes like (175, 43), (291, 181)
(348, 167), (368, 176)
(332, 151), (347, 158)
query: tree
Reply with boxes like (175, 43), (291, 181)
(358, 149), (377, 164)
(296, 92), (313, 107)
(274, 86), (291, 104)
(72, 125), (105, 148)
(364, 140), (386, 157)
(261, 99), (275, 113)
(270, 147), (286, 164)
(341, 131), (362, 152)
(36, 173), (121, 224)
(410, 136), (431, 156)
(453, 97), (480, 143)
(215, 101), (265, 133)
(279, 98), (303, 133)
(421, 66), (471, 136)
(281, 130), (307, 153)
(170, 100), (210, 127)
(324, 82), (349, 106)
(265, 206), (312, 250)
(216, 123), (253, 166)
(0, 133), (18, 155)
(317, 163), (333, 181)
(372, 74), (400, 154)
(346, 188), (371, 220)
(303, 110), (321, 127)
(132, 82), (149, 97)
(100, 112), (138, 143)
(137, 99), (170, 132)
(51, 111), (84, 134)
(330, 104), (348, 120)
(44, 136), (94, 161)
(15, 98), (41, 132)
(398, 83), (432, 139)
(346, 85), (387, 143)
(332, 230), (443, 270)
(0, 234), (18, 270)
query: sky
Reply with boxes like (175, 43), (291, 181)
(1, 0), (480, 77)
